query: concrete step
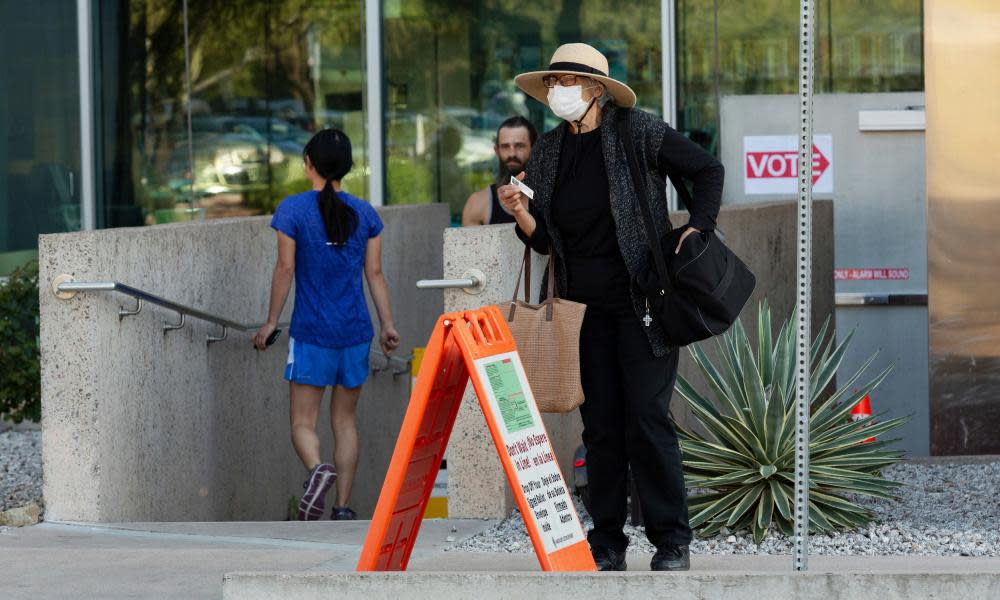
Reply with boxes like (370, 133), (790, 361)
(225, 556), (1000, 600)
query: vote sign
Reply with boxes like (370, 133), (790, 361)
(744, 135), (833, 195)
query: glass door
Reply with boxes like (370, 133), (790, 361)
(382, 0), (663, 224)
(0, 1), (82, 275)
(94, 0), (368, 227)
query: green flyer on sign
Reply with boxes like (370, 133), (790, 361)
(484, 359), (534, 433)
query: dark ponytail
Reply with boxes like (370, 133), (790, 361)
(304, 129), (357, 246)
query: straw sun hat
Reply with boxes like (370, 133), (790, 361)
(515, 43), (637, 108)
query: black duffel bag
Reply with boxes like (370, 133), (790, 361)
(617, 109), (756, 347)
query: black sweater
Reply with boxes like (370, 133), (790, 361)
(514, 104), (724, 356)
(550, 127), (630, 308)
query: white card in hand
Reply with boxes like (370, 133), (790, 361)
(510, 176), (535, 200)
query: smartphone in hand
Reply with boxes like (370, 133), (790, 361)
(254, 328), (282, 349)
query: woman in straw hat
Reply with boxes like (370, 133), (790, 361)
(498, 43), (723, 572)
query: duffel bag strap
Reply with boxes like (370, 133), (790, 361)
(615, 108), (673, 297)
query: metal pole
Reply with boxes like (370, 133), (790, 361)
(793, 0), (816, 572)
(661, 0), (678, 211)
(76, 0), (96, 230)
(364, 0), (385, 206)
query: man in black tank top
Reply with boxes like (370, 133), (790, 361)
(461, 116), (538, 226)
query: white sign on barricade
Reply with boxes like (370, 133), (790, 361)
(473, 352), (586, 554)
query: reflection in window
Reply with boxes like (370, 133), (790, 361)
(677, 0), (924, 155)
(95, 1), (368, 228)
(382, 0), (663, 224)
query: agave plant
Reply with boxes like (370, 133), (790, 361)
(675, 301), (909, 542)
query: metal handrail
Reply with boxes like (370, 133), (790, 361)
(415, 277), (478, 290)
(52, 278), (415, 370)
(835, 292), (928, 307)
(415, 268), (486, 295)
(53, 278), (286, 334)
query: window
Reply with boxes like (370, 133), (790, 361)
(0, 2), (81, 275)
(94, 0), (369, 228)
(382, 0), (663, 224)
(676, 0), (924, 155)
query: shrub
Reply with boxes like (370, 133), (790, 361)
(0, 260), (41, 423)
(676, 301), (908, 542)
(386, 157), (434, 206)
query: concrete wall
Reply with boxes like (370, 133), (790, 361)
(444, 200), (833, 518)
(39, 198), (830, 522)
(39, 204), (448, 522)
(720, 93), (928, 455)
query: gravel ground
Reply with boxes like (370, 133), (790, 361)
(2, 431), (998, 556)
(0, 431), (43, 514)
(452, 462), (1000, 556)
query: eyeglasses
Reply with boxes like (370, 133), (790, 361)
(542, 74), (585, 88)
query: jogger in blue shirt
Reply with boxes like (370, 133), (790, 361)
(254, 129), (399, 521)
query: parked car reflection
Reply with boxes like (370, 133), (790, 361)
(193, 115), (312, 154)
(159, 132), (270, 218)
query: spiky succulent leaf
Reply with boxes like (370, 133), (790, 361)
(679, 302), (909, 543)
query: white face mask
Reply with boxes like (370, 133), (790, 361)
(547, 85), (594, 122)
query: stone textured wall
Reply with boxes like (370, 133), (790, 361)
(39, 204), (448, 522)
(39, 199), (830, 522)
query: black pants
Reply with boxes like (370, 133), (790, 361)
(578, 303), (692, 551)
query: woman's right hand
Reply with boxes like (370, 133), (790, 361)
(497, 171), (528, 215)
(380, 325), (401, 356)
(253, 321), (277, 351)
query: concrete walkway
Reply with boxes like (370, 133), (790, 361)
(0, 519), (486, 599)
(2, 520), (999, 599)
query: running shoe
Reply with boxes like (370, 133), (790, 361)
(297, 463), (337, 521)
(331, 506), (357, 520)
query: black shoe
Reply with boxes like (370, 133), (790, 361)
(331, 506), (357, 520)
(651, 544), (690, 571)
(591, 546), (627, 571)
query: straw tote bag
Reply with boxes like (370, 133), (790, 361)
(505, 247), (586, 413)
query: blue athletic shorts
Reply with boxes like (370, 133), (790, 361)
(284, 338), (370, 388)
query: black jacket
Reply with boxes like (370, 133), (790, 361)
(516, 104), (723, 356)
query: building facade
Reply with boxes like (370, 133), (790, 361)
(1, 0), (923, 267)
(20, 1), (998, 457)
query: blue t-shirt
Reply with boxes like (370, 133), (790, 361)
(270, 190), (384, 349)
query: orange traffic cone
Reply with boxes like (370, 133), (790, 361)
(850, 394), (876, 443)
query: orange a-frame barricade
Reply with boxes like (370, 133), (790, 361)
(357, 306), (595, 572)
